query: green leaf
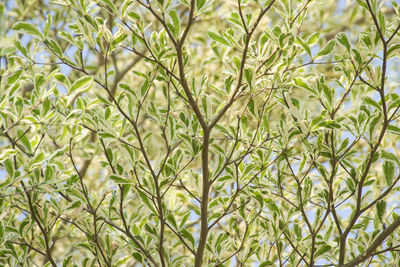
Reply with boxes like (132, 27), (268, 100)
(140, 79), (149, 97)
(196, 0), (206, 10)
(121, 0), (132, 17)
(293, 77), (314, 94)
(4, 159), (13, 177)
(336, 32), (350, 52)
(0, 149), (16, 163)
(294, 224), (301, 239)
(387, 125), (400, 135)
(44, 14), (52, 38)
(388, 44), (400, 57)
(17, 129), (32, 154)
(132, 252), (143, 263)
(46, 39), (63, 58)
(101, 0), (118, 13)
(319, 120), (341, 129)
(109, 174), (132, 184)
(321, 83), (333, 104)
(0, 46), (17, 56)
(70, 76), (93, 93)
(296, 37), (311, 57)
(15, 40), (29, 58)
(169, 10), (180, 35)
(244, 68), (253, 86)
(315, 244), (332, 258)
(0, 221), (4, 243)
(376, 200), (386, 220)
(378, 12), (386, 35)
(232, 56), (241, 71)
(248, 99), (255, 115)
(181, 228), (195, 247)
(363, 96), (381, 110)
(137, 191), (157, 213)
(13, 22), (44, 40)
(98, 131), (117, 139)
(307, 32), (319, 45)
(45, 166), (55, 181)
(0, 2), (4, 17)
(112, 32), (127, 47)
(361, 33), (372, 49)
(259, 261), (274, 267)
(381, 150), (400, 166)
(352, 49), (362, 65)
(7, 70), (22, 85)
(383, 161), (395, 186)
(207, 31), (230, 46)
(316, 40), (335, 58)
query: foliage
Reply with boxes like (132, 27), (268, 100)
(1, 0), (400, 266)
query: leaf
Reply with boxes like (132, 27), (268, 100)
(296, 37), (311, 57)
(307, 32), (319, 45)
(387, 125), (400, 135)
(180, 229), (195, 247)
(363, 96), (381, 110)
(388, 44), (400, 57)
(196, 0), (206, 10)
(352, 49), (362, 65)
(45, 166), (55, 181)
(13, 22), (44, 40)
(315, 244), (332, 258)
(44, 14), (52, 38)
(232, 56), (241, 71)
(109, 174), (132, 184)
(357, 0), (369, 10)
(294, 224), (301, 238)
(244, 68), (253, 86)
(101, 0), (118, 13)
(378, 12), (386, 35)
(207, 31), (230, 46)
(383, 161), (395, 186)
(336, 32), (350, 52)
(47, 39), (63, 58)
(316, 40), (335, 58)
(321, 83), (333, 104)
(140, 79), (149, 97)
(0, 46), (17, 56)
(293, 77), (314, 93)
(248, 99), (255, 115)
(361, 33), (372, 49)
(179, 212), (190, 230)
(70, 76), (93, 93)
(4, 159), (13, 177)
(62, 256), (73, 267)
(15, 40), (29, 59)
(132, 252), (143, 263)
(121, 0), (133, 17)
(112, 32), (127, 47)
(376, 200), (386, 220)
(0, 221), (4, 242)
(7, 70), (22, 85)
(137, 191), (157, 214)
(169, 10), (180, 35)
(259, 261), (274, 267)
(319, 120), (341, 129)
(17, 129), (32, 154)
(290, 97), (300, 109)
(381, 150), (400, 166)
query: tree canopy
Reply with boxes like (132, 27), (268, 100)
(1, 0), (400, 266)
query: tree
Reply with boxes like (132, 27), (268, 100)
(1, 0), (400, 266)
